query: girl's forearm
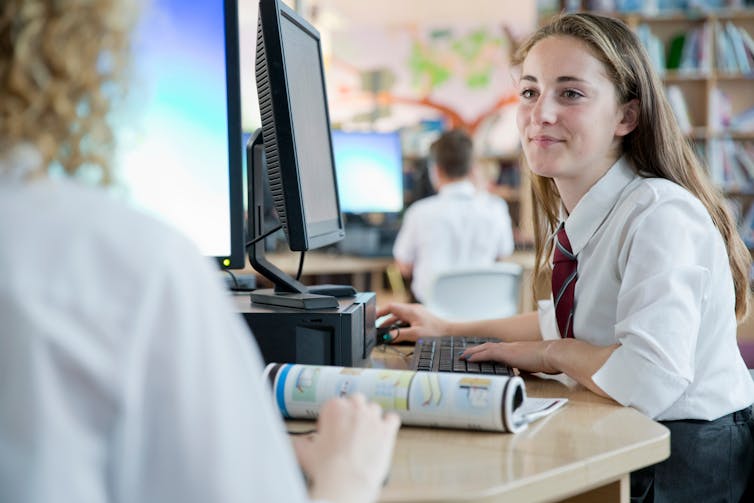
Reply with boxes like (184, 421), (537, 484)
(445, 311), (542, 342)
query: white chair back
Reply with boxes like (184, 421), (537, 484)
(425, 262), (523, 321)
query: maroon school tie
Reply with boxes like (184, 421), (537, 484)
(552, 225), (577, 338)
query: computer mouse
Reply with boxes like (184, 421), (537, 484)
(375, 313), (393, 329)
(376, 321), (410, 344)
(376, 314), (410, 329)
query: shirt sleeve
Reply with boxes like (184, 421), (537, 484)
(537, 299), (561, 341)
(591, 198), (710, 419)
(113, 243), (311, 503)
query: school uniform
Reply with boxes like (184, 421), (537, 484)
(393, 180), (514, 302)
(0, 146), (313, 502)
(537, 157), (754, 501)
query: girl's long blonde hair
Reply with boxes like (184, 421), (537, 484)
(515, 13), (751, 321)
(0, 0), (133, 183)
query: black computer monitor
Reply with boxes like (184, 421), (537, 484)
(331, 130), (404, 215)
(242, 130), (283, 251)
(115, 0), (244, 269)
(247, 0), (349, 309)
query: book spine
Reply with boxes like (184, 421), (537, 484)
(666, 85), (692, 134)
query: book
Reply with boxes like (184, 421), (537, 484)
(707, 139), (726, 187)
(715, 21), (734, 72)
(731, 106), (754, 132)
(740, 28), (754, 65)
(264, 363), (567, 433)
(734, 141), (754, 184)
(699, 22), (713, 74)
(722, 138), (751, 192)
(637, 24), (665, 75)
(709, 87), (732, 132)
(679, 26), (702, 74)
(739, 201), (754, 249)
(666, 32), (686, 70)
(666, 85), (692, 134)
(725, 21), (751, 74)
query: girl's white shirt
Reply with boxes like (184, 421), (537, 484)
(0, 159), (314, 502)
(538, 157), (754, 420)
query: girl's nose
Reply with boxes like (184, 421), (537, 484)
(530, 96), (556, 126)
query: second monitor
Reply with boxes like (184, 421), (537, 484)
(248, 0), (350, 309)
(332, 130), (404, 215)
(332, 130), (404, 257)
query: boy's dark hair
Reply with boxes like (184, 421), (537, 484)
(429, 129), (473, 179)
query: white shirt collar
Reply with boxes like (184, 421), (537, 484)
(438, 179), (476, 197)
(560, 156), (638, 255)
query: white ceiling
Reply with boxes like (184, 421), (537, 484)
(300, 0), (536, 28)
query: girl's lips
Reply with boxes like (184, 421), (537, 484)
(531, 136), (563, 147)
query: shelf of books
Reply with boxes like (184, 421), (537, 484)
(540, 1), (754, 251)
(632, 8), (754, 252)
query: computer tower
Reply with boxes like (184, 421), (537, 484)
(234, 292), (377, 367)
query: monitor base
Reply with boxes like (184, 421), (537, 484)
(250, 288), (338, 310)
(309, 284), (357, 297)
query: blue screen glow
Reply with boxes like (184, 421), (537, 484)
(331, 131), (403, 214)
(113, 0), (233, 258)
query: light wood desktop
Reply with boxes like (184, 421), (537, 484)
(244, 251), (668, 501)
(322, 348), (669, 503)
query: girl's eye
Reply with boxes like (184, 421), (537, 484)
(520, 89), (536, 99)
(562, 89), (583, 99)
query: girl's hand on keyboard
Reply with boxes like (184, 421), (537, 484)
(461, 340), (559, 374)
(375, 302), (448, 343)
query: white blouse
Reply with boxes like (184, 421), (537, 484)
(538, 157), (754, 421)
(0, 175), (312, 502)
(394, 180), (514, 302)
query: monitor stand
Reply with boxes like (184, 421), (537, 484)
(246, 130), (341, 310)
(309, 284), (358, 297)
(249, 288), (339, 310)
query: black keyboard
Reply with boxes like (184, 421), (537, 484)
(410, 336), (514, 376)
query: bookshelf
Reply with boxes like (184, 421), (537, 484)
(541, 3), (754, 250)
(631, 9), (754, 251)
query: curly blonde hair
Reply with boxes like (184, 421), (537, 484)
(0, 0), (134, 184)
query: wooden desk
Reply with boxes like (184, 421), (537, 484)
(241, 251), (392, 292)
(365, 349), (669, 503)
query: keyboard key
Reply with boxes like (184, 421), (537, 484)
(495, 365), (512, 376)
(411, 336), (513, 376)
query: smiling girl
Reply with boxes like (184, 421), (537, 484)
(378, 13), (754, 501)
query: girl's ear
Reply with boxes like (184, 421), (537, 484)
(615, 99), (639, 137)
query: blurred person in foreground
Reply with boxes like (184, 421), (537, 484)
(0, 2), (399, 503)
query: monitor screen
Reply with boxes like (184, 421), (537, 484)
(331, 131), (404, 214)
(113, 0), (244, 269)
(255, 0), (344, 252)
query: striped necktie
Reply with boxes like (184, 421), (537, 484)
(552, 225), (577, 338)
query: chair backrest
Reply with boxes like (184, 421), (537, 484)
(424, 262), (523, 321)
